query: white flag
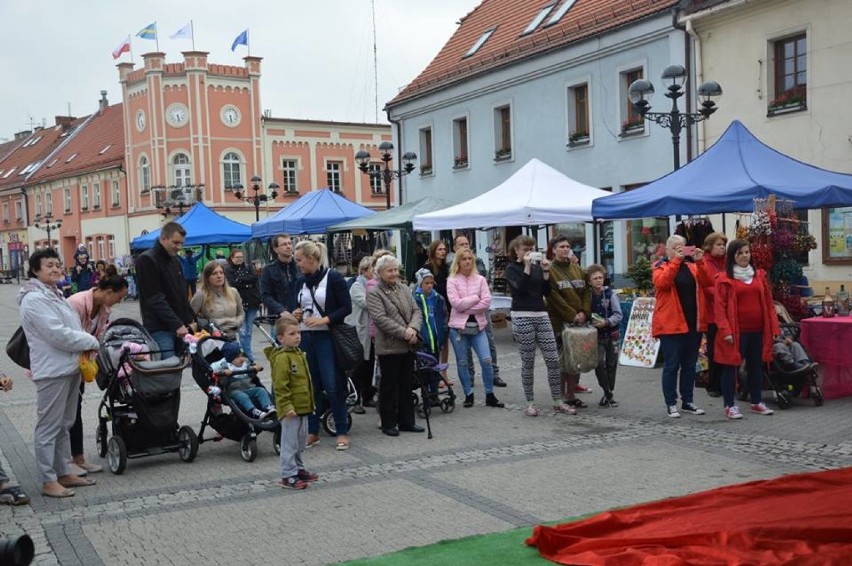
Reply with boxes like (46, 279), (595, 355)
(170, 22), (192, 40)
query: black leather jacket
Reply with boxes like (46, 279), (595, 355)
(224, 261), (261, 309)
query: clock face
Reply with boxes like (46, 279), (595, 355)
(221, 105), (241, 127)
(166, 104), (189, 127)
(136, 110), (146, 132)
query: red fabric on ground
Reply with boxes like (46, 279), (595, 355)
(527, 467), (852, 565)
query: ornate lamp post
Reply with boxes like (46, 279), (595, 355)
(230, 175), (279, 222)
(355, 141), (417, 209)
(628, 65), (723, 170)
(33, 212), (61, 249)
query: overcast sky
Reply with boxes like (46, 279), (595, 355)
(0, 0), (481, 139)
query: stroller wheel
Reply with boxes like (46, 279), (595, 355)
(178, 426), (199, 463)
(412, 392), (420, 407)
(240, 434), (258, 462)
(322, 410), (353, 437)
(273, 428), (281, 455)
(776, 390), (792, 410)
(812, 387), (824, 407)
(107, 436), (127, 475)
(96, 420), (108, 458)
(440, 399), (455, 413)
(417, 404), (431, 419)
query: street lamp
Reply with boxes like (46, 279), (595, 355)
(355, 141), (417, 209)
(33, 212), (61, 250)
(229, 175), (279, 222)
(628, 64), (722, 170)
(154, 185), (203, 218)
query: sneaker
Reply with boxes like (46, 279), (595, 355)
(598, 396), (610, 408)
(574, 384), (593, 394)
(525, 405), (539, 417)
(279, 476), (308, 490)
(485, 393), (504, 408)
(725, 405), (743, 419)
(264, 406), (277, 419)
(667, 405), (681, 418)
(681, 402), (705, 415)
(251, 408), (265, 419)
(751, 402), (774, 415)
(608, 398), (618, 408)
(297, 469), (319, 483)
(553, 403), (577, 415)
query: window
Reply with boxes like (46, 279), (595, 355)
(173, 153), (191, 187)
(97, 239), (105, 261)
(326, 161), (342, 192)
(546, 0), (577, 26)
(493, 105), (512, 160)
(281, 159), (298, 193)
(109, 236), (116, 259)
(368, 163), (383, 194)
(453, 117), (469, 169)
(418, 128), (433, 175)
(46, 192), (53, 215)
(139, 156), (151, 193)
(622, 68), (644, 132)
(111, 180), (120, 207)
(15, 201), (22, 220)
(623, 184), (668, 265)
(35, 194), (42, 217)
(568, 83), (590, 145)
(64, 188), (71, 212)
(222, 152), (241, 189)
(522, 4), (555, 35)
(464, 27), (496, 58)
(81, 184), (89, 209)
(93, 182), (101, 209)
(771, 33), (807, 110)
(2, 203), (8, 223)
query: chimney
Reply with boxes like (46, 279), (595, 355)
(99, 90), (109, 113)
(55, 116), (76, 130)
(14, 130), (32, 140)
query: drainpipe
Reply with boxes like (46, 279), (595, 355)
(672, 10), (693, 164)
(385, 108), (403, 207)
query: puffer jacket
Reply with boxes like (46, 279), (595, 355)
(366, 279), (422, 355)
(651, 257), (714, 338)
(18, 279), (100, 379)
(702, 253), (726, 326)
(713, 269), (780, 366)
(265, 345), (316, 416)
(446, 272), (491, 330)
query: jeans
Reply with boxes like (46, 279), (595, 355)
(720, 331), (765, 407)
(449, 328), (494, 396)
(466, 314), (500, 378)
(659, 330), (701, 407)
(595, 335), (618, 397)
(705, 323), (722, 393)
(302, 331), (349, 436)
(239, 307), (259, 362)
(150, 330), (179, 359)
(230, 386), (273, 414)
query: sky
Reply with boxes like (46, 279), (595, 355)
(0, 0), (482, 139)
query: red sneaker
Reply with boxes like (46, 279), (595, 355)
(297, 469), (319, 483)
(574, 384), (593, 394)
(279, 476), (308, 490)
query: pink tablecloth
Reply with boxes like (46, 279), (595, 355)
(799, 317), (852, 399)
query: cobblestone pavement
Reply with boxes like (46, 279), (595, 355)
(1, 285), (851, 565)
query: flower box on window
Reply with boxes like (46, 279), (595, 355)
(494, 148), (512, 161)
(568, 131), (590, 147)
(420, 165), (433, 176)
(768, 91), (806, 115)
(620, 119), (645, 136)
(453, 156), (469, 169)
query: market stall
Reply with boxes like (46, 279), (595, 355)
(130, 202), (251, 249)
(250, 188), (375, 238)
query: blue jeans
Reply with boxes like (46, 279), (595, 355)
(239, 307), (259, 362)
(150, 330), (178, 359)
(659, 330), (701, 407)
(720, 331), (765, 406)
(466, 314), (500, 378)
(230, 386), (272, 414)
(449, 328), (494, 396)
(301, 331), (349, 436)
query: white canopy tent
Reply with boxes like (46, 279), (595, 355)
(412, 158), (611, 230)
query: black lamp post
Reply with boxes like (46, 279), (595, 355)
(230, 175), (279, 222)
(628, 65), (722, 170)
(154, 185), (203, 218)
(33, 212), (61, 249)
(355, 141), (417, 209)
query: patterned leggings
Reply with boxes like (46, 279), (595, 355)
(511, 315), (562, 403)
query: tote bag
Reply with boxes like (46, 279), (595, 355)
(6, 326), (30, 369)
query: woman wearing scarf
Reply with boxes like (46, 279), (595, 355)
(713, 239), (780, 419)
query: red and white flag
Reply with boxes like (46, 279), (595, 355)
(112, 35), (131, 59)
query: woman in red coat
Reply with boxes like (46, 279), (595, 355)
(713, 239), (780, 419)
(701, 232), (728, 398)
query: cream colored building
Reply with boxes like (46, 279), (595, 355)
(682, 0), (852, 288)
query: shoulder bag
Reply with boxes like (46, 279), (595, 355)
(6, 326), (30, 369)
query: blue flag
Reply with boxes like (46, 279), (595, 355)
(231, 29), (248, 52)
(136, 22), (157, 40)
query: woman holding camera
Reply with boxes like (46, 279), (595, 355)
(505, 235), (572, 416)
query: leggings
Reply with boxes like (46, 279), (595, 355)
(511, 315), (562, 403)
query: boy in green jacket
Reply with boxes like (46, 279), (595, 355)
(266, 313), (318, 490)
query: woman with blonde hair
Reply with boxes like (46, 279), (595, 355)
(701, 231), (728, 398)
(190, 261), (244, 340)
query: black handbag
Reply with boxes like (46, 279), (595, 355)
(306, 280), (364, 372)
(6, 326), (30, 369)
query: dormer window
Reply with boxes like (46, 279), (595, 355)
(545, 0), (577, 26)
(521, 4), (556, 36)
(464, 27), (496, 58)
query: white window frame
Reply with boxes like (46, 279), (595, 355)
(492, 102), (513, 163)
(139, 155), (151, 194)
(418, 126), (434, 176)
(173, 153), (192, 187)
(108, 236), (116, 259)
(93, 182), (101, 209)
(111, 180), (120, 207)
(565, 76), (593, 149)
(81, 184), (89, 210)
(64, 188), (72, 212)
(616, 61), (648, 140)
(2, 202), (8, 223)
(326, 161), (342, 193)
(222, 151), (242, 189)
(97, 239), (105, 261)
(35, 194), (42, 217)
(46, 191), (53, 215)
(281, 159), (298, 193)
(452, 114), (470, 170)
(15, 201), (23, 220)
(367, 163), (383, 194)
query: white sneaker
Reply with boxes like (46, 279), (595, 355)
(751, 402), (774, 415)
(667, 405), (681, 418)
(681, 402), (705, 415)
(725, 405), (743, 419)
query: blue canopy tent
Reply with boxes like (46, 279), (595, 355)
(251, 188), (376, 237)
(592, 120), (852, 220)
(130, 202), (251, 249)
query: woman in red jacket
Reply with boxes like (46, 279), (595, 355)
(652, 235), (714, 418)
(701, 232), (728, 398)
(713, 239), (780, 419)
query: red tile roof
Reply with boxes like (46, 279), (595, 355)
(0, 120), (80, 192)
(0, 138), (20, 164)
(29, 104), (125, 184)
(388, 0), (679, 106)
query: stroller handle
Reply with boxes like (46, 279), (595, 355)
(255, 315), (280, 326)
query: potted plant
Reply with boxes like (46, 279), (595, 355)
(494, 148), (512, 161)
(454, 155), (468, 168)
(621, 118), (645, 136)
(568, 131), (590, 146)
(768, 90), (806, 113)
(626, 256), (654, 295)
(420, 164), (433, 175)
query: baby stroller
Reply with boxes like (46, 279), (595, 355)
(95, 318), (197, 474)
(410, 351), (456, 440)
(253, 315), (358, 436)
(191, 336), (281, 462)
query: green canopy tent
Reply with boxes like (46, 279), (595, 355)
(328, 197), (457, 279)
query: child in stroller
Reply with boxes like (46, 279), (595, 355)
(209, 342), (276, 420)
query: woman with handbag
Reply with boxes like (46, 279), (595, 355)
(446, 249), (503, 409)
(546, 235), (591, 410)
(190, 262), (244, 340)
(224, 249), (262, 363)
(366, 255), (424, 437)
(293, 240), (353, 451)
(18, 249), (100, 498)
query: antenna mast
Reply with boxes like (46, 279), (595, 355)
(371, 0), (379, 123)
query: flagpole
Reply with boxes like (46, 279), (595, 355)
(247, 29), (251, 56)
(191, 19), (195, 50)
(130, 35), (134, 64)
(155, 21), (159, 52)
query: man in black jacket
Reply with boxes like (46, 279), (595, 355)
(260, 234), (301, 317)
(137, 222), (196, 357)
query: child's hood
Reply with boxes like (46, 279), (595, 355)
(264, 344), (301, 363)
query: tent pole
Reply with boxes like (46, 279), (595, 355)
(593, 220), (600, 265)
